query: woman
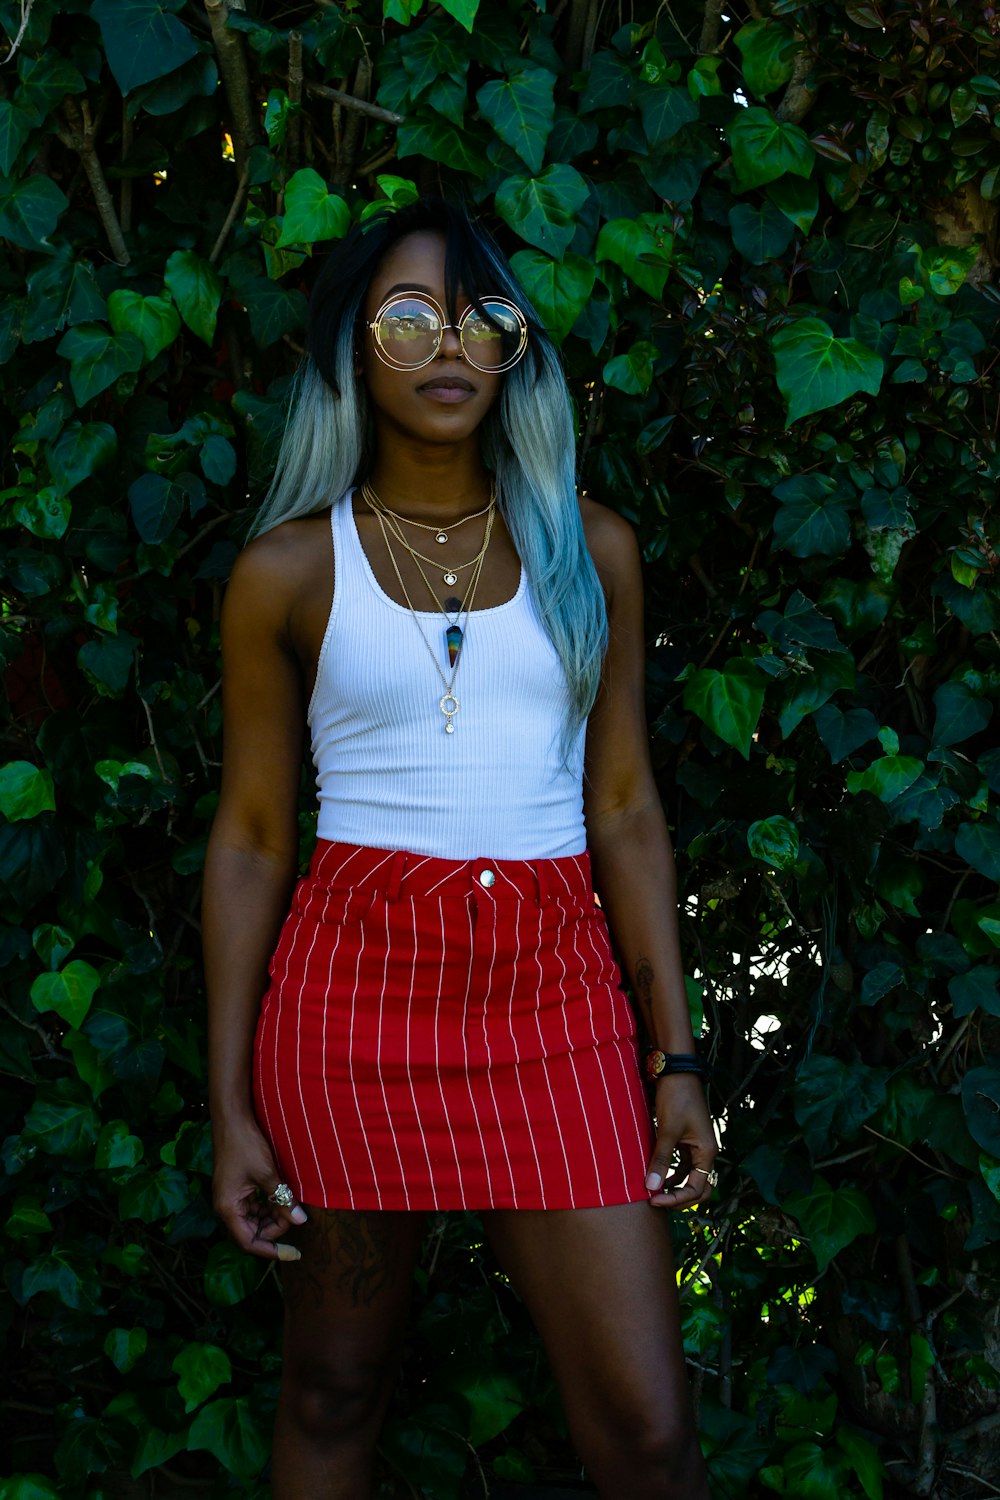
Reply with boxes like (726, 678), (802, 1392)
(203, 198), (717, 1499)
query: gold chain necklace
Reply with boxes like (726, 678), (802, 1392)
(363, 484), (495, 546)
(369, 504), (496, 735)
(361, 482), (495, 588)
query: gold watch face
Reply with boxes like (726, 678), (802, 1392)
(646, 1049), (667, 1080)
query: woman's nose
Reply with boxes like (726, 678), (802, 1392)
(439, 323), (463, 359)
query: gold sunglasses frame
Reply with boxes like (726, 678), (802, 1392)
(367, 291), (529, 374)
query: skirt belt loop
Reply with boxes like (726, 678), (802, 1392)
(385, 848), (406, 903)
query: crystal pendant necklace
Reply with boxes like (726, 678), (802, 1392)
(367, 502), (496, 735)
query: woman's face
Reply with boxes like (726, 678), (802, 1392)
(359, 230), (505, 448)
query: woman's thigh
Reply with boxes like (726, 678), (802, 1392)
(280, 1207), (426, 1378)
(482, 1202), (694, 1441)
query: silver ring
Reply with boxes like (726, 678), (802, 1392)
(268, 1182), (295, 1207)
(690, 1168), (719, 1187)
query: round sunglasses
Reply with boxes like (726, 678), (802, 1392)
(367, 291), (529, 374)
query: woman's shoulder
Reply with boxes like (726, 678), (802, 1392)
(229, 511), (334, 598)
(579, 495), (641, 595)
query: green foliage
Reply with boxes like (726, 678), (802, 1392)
(2, 0), (1000, 1496)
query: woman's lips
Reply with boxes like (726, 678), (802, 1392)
(417, 376), (475, 402)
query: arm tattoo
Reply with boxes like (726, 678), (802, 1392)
(634, 955), (655, 1027)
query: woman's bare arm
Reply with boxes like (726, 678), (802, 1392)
(202, 531), (312, 1254)
(583, 502), (718, 1210)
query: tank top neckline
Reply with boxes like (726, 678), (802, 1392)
(344, 488), (527, 620)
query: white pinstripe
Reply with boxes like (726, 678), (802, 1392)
(345, 916), (382, 1207)
(573, 916), (630, 1189)
(459, 896), (491, 1193)
(376, 900), (409, 1210)
(404, 898), (437, 1205)
(476, 893), (518, 1205)
(550, 897), (606, 1201)
(581, 916), (649, 1176)
(529, 899), (574, 1207)
(502, 897), (545, 1203)
(432, 896), (466, 1199)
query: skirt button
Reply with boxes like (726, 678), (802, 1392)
(478, 869), (495, 888)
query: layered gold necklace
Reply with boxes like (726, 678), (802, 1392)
(361, 482), (497, 736)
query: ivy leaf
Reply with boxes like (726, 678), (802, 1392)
(276, 168), (349, 248)
(962, 1066), (1000, 1155)
(104, 1326), (147, 1373)
(200, 434), (236, 486)
(442, 1361), (523, 1445)
(932, 681), (993, 747)
(814, 705), (879, 763)
(636, 82), (698, 146)
(22, 1082), (100, 1159)
(46, 422), (118, 495)
(603, 340), (657, 395)
(735, 21), (800, 99)
(77, 633), (137, 698)
(772, 318), (884, 424)
(91, 0), (199, 96)
(579, 50), (633, 112)
(435, 0), (480, 33)
(495, 164), (588, 259)
(772, 473), (851, 558)
(729, 200), (795, 264)
(16, 52), (87, 121)
(204, 1241), (263, 1306)
(397, 116), (488, 176)
(509, 249), (594, 342)
(727, 106), (814, 188)
(107, 290), (180, 361)
(477, 67), (556, 175)
(0, 172), (69, 250)
(95, 1120), (144, 1170)
(231, 276), (307, 347)
(596, 214), (672, 298)
(956, 818), (1000, 882)
(173, 1342), (233, 1412)
(683, 660), (766, 760)
(0, 762), (55, 821)
(118, 1166), (191, 1223)
(0, 98), (38, 175)
(793, 1055), (887, 1155)
(846, 755), (924, 802)
(128, 472), (188, 544)
(164, 250), (222, 346)
(187, 1398), (268, 1480)
(747, 815), (800, 870)
(21, 253), (106, 344)
(31, 960), (100, 1030)
(767, 174), (820, 234)
(785, 1177), (876, 1273)
(56, 324), (145, 406)
(948, 966), (1000, 1019)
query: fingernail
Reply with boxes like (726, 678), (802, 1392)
(290, 1206), (308, 1225)
(646, 1172), (662, 1191)
(275, 1243), (302, 1261)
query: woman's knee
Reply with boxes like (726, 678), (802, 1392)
(282, 1351), (393, 1447)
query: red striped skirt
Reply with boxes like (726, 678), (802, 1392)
(252, 841), (652, 1211)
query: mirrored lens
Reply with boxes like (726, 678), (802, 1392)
(460, 300), (527, 372)
(375, 297), (442, 367)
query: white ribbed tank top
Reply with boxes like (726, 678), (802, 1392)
(307, 491), (587, 859)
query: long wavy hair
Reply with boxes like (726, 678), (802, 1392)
(251, 199), (608, 735)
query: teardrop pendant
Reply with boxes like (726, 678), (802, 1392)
(445, 623), (463, 669)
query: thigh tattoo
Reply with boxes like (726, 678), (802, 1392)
(284, 1210), (401, 1311)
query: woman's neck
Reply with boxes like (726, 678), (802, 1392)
(365, 435), (492, 521)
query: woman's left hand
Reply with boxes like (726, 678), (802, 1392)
(644, 1074), (718, 1209)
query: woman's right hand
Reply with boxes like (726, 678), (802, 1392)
(212, 1114), (308, 1261)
